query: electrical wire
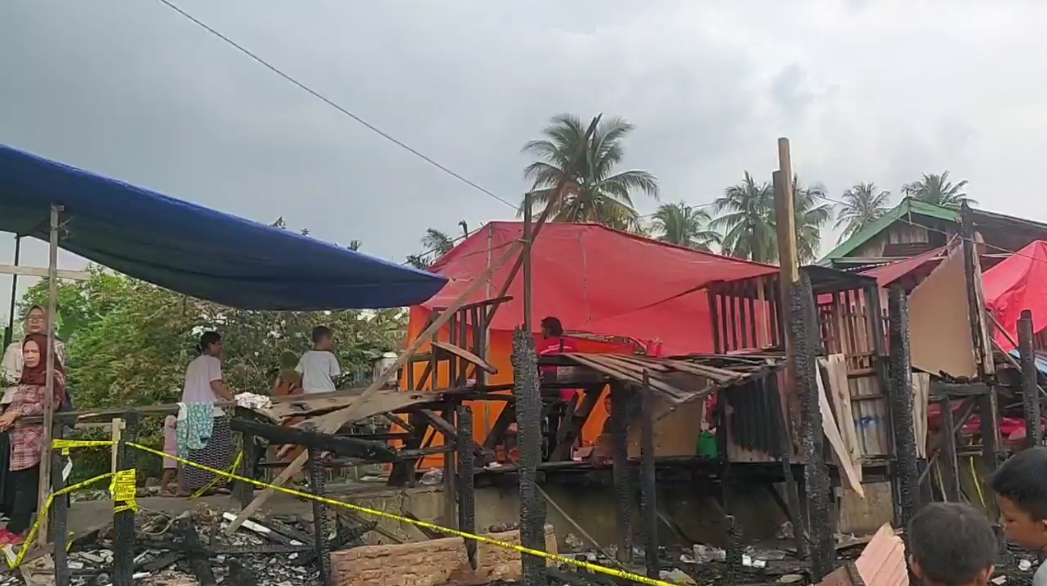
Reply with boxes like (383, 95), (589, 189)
(152, 0), (518, 212)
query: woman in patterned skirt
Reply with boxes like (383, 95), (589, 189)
(178, 331), (235, 494)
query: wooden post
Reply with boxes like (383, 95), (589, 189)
(1019, 310), (1041, 447)
(110, 418), (124, 473)
(774, 139), (800, 292)
(442, 404), (457, 529)
(523, 192), (533, 334)
(38, 204), (62, 541)
(960, 202), (992, 377)
(457, 406), (477, 569)
(51, 423), (70, 586)
(887, 286), (921, 525)
(610, 383), (632, 566)
(790, 273), (834, 580)
(639, 371), (660, 579)
(113, 412), (138, 586)
(512, 328), (546, 583)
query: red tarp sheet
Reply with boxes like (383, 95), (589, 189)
(983, 240), (1047, 352)
(422, 222), (777, 355)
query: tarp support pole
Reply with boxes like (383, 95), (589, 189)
(3, 235), (20, 350)
(1019, 309), (1041, 448)
(38, 204), (62, 542)
(512, 328), (545, 584)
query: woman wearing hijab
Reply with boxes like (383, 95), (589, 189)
(0, 306), (66, 522)
(0, 333), (65, 545)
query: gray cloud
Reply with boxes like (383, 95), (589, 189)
(2, 0), (1047, 319)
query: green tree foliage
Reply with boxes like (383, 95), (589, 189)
(650, 202), (721, 251)
(834, 182), (892, 243)
(901, 171), (975, 207)
(521, 114), (659, 231)
(20, 270), (406, 479)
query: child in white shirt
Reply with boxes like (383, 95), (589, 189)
(297, 326), (341, 394)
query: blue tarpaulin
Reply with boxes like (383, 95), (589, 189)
(0, 144), (447, 310)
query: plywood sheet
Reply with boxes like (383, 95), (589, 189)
(854, 524), (908, 586)
(909, 245), (978, 378)
(824, 354), (862, 464)
(627, 396), (706, 459)
(912, 372), (930, 458)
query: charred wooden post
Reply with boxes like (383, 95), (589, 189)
(639, 372), (660, 579)
(938, 398), (961, 501)
(980, 388), (1002, 473)
(177, 517), (217, 586)
(1019, 310), (1041, 448)
(308, 447), (332, 586)
(770, 373), (807, 559)
(887, 286), (921, 526)
(523, 191), (534, 334)
(790, 274), (834, 580)
(610, 382), (633, 566)
(113, 412), (139, 586)
(234, 427), (257, 509)
(725, 515), (742, 586)
(512, 327), (546, 584)
(442, 404), (458, 529)
(457, 406), (478, 569)
(51, 423), (70, 586)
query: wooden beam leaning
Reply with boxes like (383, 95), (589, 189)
(0, 264), (91, 281)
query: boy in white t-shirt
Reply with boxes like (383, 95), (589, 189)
(297, 326), (341, 394)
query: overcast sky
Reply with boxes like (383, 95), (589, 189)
(3, 0), (1047, 321)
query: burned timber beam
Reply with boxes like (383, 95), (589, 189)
(639, 371), (660, 579)
(790, 273), (834, 581)
(229, 417), (396, 462)
(888, 284), (921, 526)
(308, 447), (333, 586)
(610, 382), (633, 566)
(457, 406), (478, 569)
(113, 412), (139, 586)
(1019, 309), (1041, 448)
(512, 327), (547, 584)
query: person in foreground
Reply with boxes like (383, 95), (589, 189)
(991, 447), (1047, 586)
(908, 502), (997, 586)
(0, 333), (66, 546)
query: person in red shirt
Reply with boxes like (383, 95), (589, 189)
(537, 317), (579, 459)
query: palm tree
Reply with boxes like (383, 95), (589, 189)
(522, 114), (659, 231)
(712, 172), (775, 262)
(901, 171), (976, 207)
(651, 202), (721, 252)
(792, 176), (834, 263)
(834, 183), (891, 243)
(421, 228), (455, 257)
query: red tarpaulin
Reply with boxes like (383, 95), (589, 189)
(983, 240), (1047, 352)
(422, 222), (777, 355)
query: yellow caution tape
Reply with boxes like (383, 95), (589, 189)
(6, 472), (114, 569)
(52, 439), (113, 455)
(48, 438), (681, 586)
(110, 469), (138, 514)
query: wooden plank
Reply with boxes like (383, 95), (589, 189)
(912, 373), (930, 458)
(431, 340), (497, 374)
(662, 360), (742, 382)
(824, 354), (862, 466)
(571, 355), (688, 400)
(818, 364), (864, 496)
(0, 264), (91, 281)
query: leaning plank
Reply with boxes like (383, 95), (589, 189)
(817, 365), (864, 497)
(272, 388), (434, 420)
(226, 237), (523, 534)
(664, 360), (743, 382)
(432, 340), (498, 374)
(824, 354), (862, 466)
(588, 355), (690, 399)
(0, 264), (91, 281)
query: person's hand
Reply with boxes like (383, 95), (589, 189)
(0, 410), (18, 431)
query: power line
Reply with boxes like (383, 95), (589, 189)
(152, 0), (519, 211)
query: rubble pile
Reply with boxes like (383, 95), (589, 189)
(1, 506), (376, 586)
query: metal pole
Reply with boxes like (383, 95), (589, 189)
(39, 205), (62, 540)
(523, 192), (533, 334)
(3, 235), (20, 350)
(1019, 310), (1041, 447)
